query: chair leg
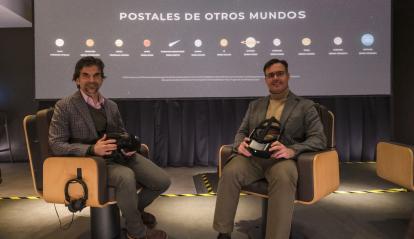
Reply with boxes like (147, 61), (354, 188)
(91, 204), (121, 239)
(261, 198), (268, 238)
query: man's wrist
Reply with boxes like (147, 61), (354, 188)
(86, 144), (95, 156)
(288, 147), (298, 158)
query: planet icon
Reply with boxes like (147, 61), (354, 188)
(273, 38), (281, 47)
(143, 39), (151, 47)
(115, 39), (124, 47)
(220, 38), (229, 47)
(55, 38), (64, 47)
(194, 39), (203, 47)
(361, 34), (374, 47)
(302, 37), (312, 46)
(241, 37), (260, 48)
(86, 39), (95, 47)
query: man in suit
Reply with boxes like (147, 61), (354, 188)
(213, 58), (327, 239)
(49, 56), (170, 239)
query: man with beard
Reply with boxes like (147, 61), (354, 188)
(49, 56), (170, 239)
(213, 58), (327, 239)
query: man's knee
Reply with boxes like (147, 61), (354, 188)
(111, 166), (136, 187)
(145, 169), (171, 192)
(221, 155), (255, 183)
(266, 160), (298, 186)
(222, 157), (245, 179)
(157, 175), (171, 192)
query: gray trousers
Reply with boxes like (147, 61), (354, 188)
(107, 153), (171, 238)
(213, 155), (298, 239)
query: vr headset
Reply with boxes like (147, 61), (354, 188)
(248, 117), (281, 158)
(105, 132), (140, 164)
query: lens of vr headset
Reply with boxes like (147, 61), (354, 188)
(248, 117), (281, 158)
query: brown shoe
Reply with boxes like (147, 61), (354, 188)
(141, 211), (157, 229)
(127, 228), (168, 239)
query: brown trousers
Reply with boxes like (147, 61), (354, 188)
(213, 155), (298, 239)
(107, 154), (171, 238)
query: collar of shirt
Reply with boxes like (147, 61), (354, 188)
(79, 90), (105, 109)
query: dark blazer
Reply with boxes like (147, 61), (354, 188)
(233, 91), (327, 158)
(49, 91), (126, 156)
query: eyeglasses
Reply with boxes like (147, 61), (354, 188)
(265, 71), (286, 79)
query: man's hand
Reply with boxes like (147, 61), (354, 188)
(237, 137), (252, 157)
(121, 149), (137, 157)
(269, 141), (296, 159)
(93, 134), (117, 156)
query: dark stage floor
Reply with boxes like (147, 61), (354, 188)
(1, 162), (413, 239)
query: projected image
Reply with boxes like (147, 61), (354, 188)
(35, 0), (391, 99)
(54, 38), (64, 47)
(361, 34), (375, 47)
(333, 37), (343, 46)
(85, 39), (95, 48)
(273, 38), (282, 47)
(301, 37), (312, 47)
(219, 38), (228, 48)
(114, 39), (124, 48)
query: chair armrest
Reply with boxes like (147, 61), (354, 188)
(376, 141), (414, 190)
(296, 149), (340, 204)
(218, 145), (234, 177)
(140, 144), (149, 158)
(43, 156), (110, 207)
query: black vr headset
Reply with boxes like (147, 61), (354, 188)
(248, 117), (281, 158)
(105, 132), (140, 164)
(64, 168), (88, 213)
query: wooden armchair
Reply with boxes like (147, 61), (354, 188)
(23, 108), (149, 239)
(218, 104), (340, 237)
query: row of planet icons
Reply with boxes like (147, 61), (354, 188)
(54, 34), (376, 49)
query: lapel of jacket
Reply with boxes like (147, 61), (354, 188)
(257, 96), (270, 122)
(279, 91), (299, 132)
(72, 91), (98, 137)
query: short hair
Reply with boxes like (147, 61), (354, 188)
(72, 56), (106, 82)
(263, 58), (289, 75)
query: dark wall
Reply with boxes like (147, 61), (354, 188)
(0, 28), (37, 162)
(392, 1), (414, 144)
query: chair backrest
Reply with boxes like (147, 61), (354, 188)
(23, 108), (54, 195)
(24, 107), (150, 196)
(314, 104), (335, 149)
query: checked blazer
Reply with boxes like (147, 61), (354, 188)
(49, 91), (126, 156)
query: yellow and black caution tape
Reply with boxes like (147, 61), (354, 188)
(201, 174), (214, 193)
(0, 196), (41, 200)
(161, 193), (216, 197)
(0, 188), (409, 200)
(334, 188), (408, 194)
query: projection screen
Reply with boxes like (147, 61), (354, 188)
(34, 0), (391, 99)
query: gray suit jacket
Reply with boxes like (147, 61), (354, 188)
(233, 91), (327, 158)
(49, 91), (126, 156)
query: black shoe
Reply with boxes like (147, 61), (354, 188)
(127, 228), (168, 239)
(217, 233), (231, 239)
(141, 211), (157, 229)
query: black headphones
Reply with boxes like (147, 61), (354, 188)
(64, 168), (88, 213)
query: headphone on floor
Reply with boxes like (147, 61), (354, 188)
(64, 168), (88, 213)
